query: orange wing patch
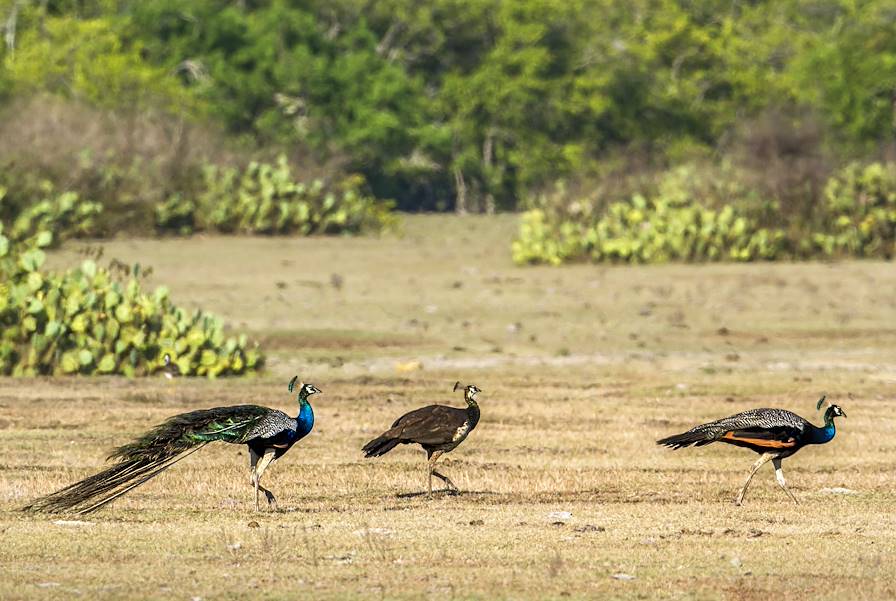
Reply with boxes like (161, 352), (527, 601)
(720, 432), (797, 448)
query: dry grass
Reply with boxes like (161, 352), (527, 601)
(4, 215), (896, 600)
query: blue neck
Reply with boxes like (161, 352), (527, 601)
(809, 421), (836, 445)
(296, 397), (314, 437)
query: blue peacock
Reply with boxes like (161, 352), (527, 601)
(25, 376), (318, 514)
(657, 396), (845, 505)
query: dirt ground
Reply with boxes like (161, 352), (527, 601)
(3, 214), (895, 600)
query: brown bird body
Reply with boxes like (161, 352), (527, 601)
(362, 382), (481, 496)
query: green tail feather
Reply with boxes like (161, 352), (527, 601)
(109, 405), (268, 462)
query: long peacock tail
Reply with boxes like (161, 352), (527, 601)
(24, 405), (269, 514)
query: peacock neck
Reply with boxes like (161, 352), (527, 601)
(296, 397), (314, 435)
(466, 400), (480, 427)
(808, 418), (836, 445)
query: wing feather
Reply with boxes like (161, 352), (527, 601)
(386, 405), (466, 445)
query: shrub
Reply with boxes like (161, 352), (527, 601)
(653, 163), (773, 220)
(154, 194), (196, 236)
(513, 195), (785, 265)
(5, 189), (102, 246)
(0, 97), (395, 238)
(155, 155), (396, 236)
(0, 96), (229, 236)
(725, 111), (832, 223)
(0, 227), (263, 377)
(512, 161), (896, 265)
(812, 162), (896, 258)
(511, 209), (588, 266)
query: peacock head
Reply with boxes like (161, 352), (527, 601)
(816, 395), (846, 422)
(453, 381), (482, 403)
(289, 376), (321, 400)
(826, 404), (846, 419)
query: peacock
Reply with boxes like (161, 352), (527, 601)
(24, 376), (319, 514)
(161, 353), (181, 379)
(362, 382), (481, 496)
(657, 396), (845, 505)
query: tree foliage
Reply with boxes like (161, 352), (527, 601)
(1, 0), (895, 211)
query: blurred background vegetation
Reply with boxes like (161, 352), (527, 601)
(2, 0), (895, 216)
(0, 0), (894, 375)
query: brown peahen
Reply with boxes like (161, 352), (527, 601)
(362, 382), (481, 496)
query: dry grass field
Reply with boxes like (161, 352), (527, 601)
(2, 215), (896, 600)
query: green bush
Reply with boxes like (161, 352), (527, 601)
(812, 162), (896, 258)
(0, 95), (222, 237)
(154, 193), (196, 236)
(513, 197), (784, 265)
(511, 208), (587, 266)
(514, 162), (896, 265)
(0, 227), (262, 377)
(652, 164), (773, 220)
(154, 156), (396, 236)
(5, 190), (102, 246)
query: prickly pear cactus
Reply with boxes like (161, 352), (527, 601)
(1, 185), (101, 248)
(0, 228), (263, 377)
(513, 162), (896, 265)
(513, 198), (784, 265)
(812, 162), (896, 259)
(155, 155), (396, 236)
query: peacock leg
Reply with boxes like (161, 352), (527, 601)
(249, 449), (261, 512)
(735, 452), (775, 506)
(253, 449), (278, 511)
(772, 458), (799, 504)
(426, 451), (444, 498)
(431, 469), (458, 493)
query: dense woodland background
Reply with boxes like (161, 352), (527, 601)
(2, 0), (895, 218)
